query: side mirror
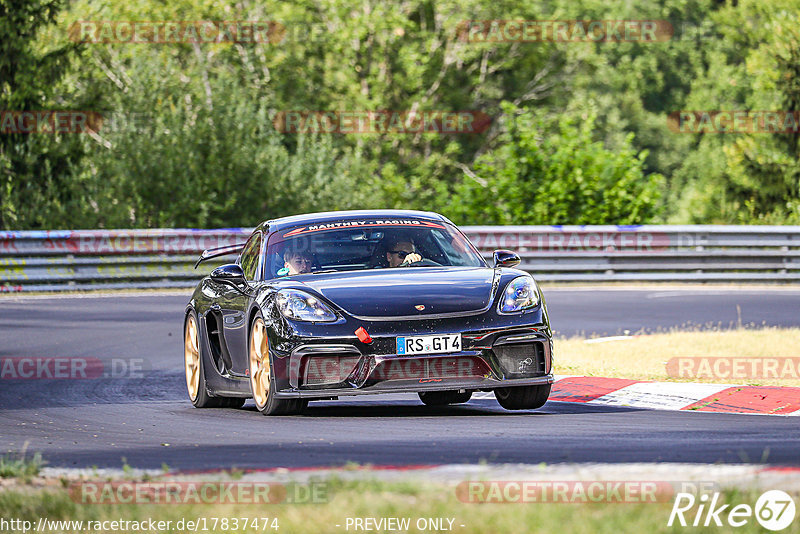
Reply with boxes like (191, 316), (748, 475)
(493, 249), (521, 268)
(210, 263), (246, 283)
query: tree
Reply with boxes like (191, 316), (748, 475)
(0, 0), (92, 229)
(450, 102), (662, 224)
(670, 0), (800, 223)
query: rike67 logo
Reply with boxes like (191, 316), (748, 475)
(668, 490), (796, 530)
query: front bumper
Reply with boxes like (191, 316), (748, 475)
(270, 326), (554, 399)
(273, 375), (554, 399)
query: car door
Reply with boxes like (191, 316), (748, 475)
(217, 231), (262, 376)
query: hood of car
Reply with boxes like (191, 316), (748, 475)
(298, 267), (497, 318)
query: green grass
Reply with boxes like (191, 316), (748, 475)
(0, 478), (797, 533)
(0, 452), (43, 480)
(556, 326), (800, 386)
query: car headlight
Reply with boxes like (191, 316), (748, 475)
(498, 275), (540, 314)
(276, 290), (337, 322)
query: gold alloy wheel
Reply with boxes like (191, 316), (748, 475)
(184, 315), (200, 401)
(249, 317), (270, 409)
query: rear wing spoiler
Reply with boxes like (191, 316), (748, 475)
(194, 243), (247, 269)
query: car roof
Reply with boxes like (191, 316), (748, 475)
(261, 209), (449, 233)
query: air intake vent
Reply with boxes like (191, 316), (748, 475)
(302, 355), (361, 386)
(493, 343), (546, 377)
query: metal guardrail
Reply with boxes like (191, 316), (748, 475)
(1, 225), (799, 292)
(462, 225), (800, 282)
(0, 229), (250, 292)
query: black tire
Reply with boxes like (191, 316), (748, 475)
(185, 311), (247, 409)
(418, 390), (472, 406)
(494, 383), (551, 410)
(249, 312), (307, 415)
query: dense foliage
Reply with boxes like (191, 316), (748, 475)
(2, 0), (799, 229)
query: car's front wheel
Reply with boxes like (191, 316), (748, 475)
(418, 390), (472, 406)
(494, 384), (551, 410)
(249, 313), (307, 416)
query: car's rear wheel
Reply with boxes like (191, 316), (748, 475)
(494, 384), (551, 410)
(249, 314), (307, 415)
(418, 390), (472, 406)
(185, 311), (246, 409)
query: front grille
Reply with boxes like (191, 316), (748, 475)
(372, 356), (490, 382)
(302, 355), (361, 386)
(493, 343), (546, 377)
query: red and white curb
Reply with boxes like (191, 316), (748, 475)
(495, 376), (800, 415)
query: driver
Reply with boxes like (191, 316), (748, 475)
(384, 236), (423, 267)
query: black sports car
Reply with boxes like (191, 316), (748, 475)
(184, 210), (553, 415)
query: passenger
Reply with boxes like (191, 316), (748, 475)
(278, 250), (313, 276)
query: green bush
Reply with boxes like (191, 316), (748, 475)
(451, 103), (662, 225)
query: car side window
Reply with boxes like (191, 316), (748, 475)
(239, 233), (262, 281)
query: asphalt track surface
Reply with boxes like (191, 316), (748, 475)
(1, 288), (799, 470)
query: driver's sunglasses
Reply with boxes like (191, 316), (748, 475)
(388, 250), (414, 257)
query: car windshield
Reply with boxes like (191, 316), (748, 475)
(264, 218), (486, 279)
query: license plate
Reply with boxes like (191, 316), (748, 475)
(396, 334), (461, 355)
